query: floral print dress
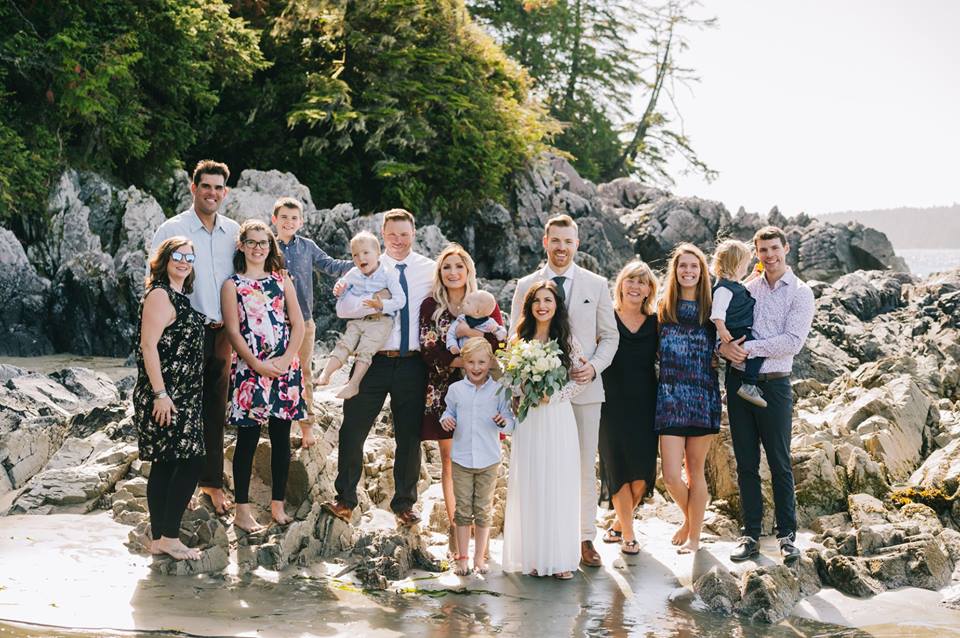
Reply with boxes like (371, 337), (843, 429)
(133, 283), (205, 461)
(228, 272), (306, 427)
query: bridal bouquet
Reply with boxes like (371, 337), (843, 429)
(496, 338), (567, 422)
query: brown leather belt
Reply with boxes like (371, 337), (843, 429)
(376, 350), (420, 358)
(730, 369), (790, 381)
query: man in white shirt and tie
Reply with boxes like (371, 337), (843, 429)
(323, 209), (435, 526)
(509, 214), (619, 567)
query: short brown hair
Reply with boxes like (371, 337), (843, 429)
(272, 197), (303, 217)
(753, 226), (788, 247)
(381, 208), (416, 229)
(234, 219), (286, 273)
(544, 214), (578, 236)
(192, 159), (230, 186)
(145, 236), (196, 294)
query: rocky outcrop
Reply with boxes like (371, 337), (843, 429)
(0, 229), (53, 356)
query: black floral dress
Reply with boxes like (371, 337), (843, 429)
(133, 283), (205, 462)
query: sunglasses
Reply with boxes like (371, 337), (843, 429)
(242, 239), (271, 250)
(170, 252), (196, 264)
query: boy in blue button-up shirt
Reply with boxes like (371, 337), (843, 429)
(273, 197), (352, 447)
(440, 337), (514, 576)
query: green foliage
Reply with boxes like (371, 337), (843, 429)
(205, 0), (554, 226)
(0, 0), (265, 236)
(469, 0), (716, 185)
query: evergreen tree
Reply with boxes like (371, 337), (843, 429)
(468, 0), (715, 185)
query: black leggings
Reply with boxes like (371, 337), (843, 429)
(233, 417), (292, 504)
(147, 457), (203, 540)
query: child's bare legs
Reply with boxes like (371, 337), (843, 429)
(473, 526), (491, 574)
(316, 357), (344, 386)
(336, 360), (370, 400)
(298, 421), (316, 448)
(455, 525), (472, 575)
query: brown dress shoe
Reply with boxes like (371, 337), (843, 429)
(581, 540), (602, 567)
(321, 500), (353, 523)
(395, 509), (421, 527)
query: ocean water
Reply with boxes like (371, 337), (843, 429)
(897, 248), (960, 277)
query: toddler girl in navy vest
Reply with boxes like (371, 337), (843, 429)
(710, 240), (766, 407)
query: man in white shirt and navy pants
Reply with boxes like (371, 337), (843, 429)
(323, 209), (435, 526)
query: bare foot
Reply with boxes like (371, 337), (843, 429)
(336, 383), (360, 400)
(671, 522), (689, 546)
(677, 539), (700, 554)
(156, 537), (201, 561)
(299, 423), (316, 448)
(473, 557), (489, 575)
(201, 487), (233, 516)
(553, 571), (574, 580)
(233, 509), (265, 533)
(316, 374), (331, 387)
(149, 539), (164, 555)
(453, 556), (471, 576)
(271, 501), (293, 526)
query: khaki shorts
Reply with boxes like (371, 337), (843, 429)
(452, 461), (499, 527)
(330, 314), (394, 365)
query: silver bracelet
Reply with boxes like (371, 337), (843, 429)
(153, 389), (168, 399)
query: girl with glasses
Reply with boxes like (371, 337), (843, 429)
(220, 220), (307, 532)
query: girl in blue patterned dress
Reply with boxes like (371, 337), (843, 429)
(655, 243), (721, 555)
(221, 220), (306, 532)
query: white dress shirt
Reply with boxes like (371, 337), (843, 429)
(151, 208), (240, 323)
(379, 250), (435, 351)
(739, 268), (815, 374)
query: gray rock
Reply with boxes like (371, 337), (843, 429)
(693, 566), (741, 615)
(0, 231), (53, 356)
(824, 554), (885, 597)
(150, 545), (229, 576)
(738, 564), (801, 624)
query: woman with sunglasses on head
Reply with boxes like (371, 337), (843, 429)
(221, 220), (306, 532)
(134, 236), (206, 561)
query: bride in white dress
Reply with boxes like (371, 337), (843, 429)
(502, 280), (586, 580)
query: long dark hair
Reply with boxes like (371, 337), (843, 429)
(233, 219), (285, 273)
(145, 236), (195, 294)
(514, 280), (572, 370)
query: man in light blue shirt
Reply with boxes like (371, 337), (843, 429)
(150, 160), (239, 515)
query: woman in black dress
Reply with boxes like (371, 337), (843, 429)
(598, 260), (659, 555)
(133, 236), (205, 561)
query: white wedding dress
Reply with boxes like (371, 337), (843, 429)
(502, 338), (586, 576)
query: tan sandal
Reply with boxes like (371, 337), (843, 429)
(621, 539), (640, 555)
(553, 571), (574, 580)
(602, 527), (623, 543)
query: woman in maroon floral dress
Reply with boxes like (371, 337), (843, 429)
(419, 244), (504, 558)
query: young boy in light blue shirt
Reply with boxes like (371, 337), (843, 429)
(440, 337), (514, 576)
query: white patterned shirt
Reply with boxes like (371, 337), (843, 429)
(739, 268), (815, 374)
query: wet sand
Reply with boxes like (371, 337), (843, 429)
(1, 513), (958, 637)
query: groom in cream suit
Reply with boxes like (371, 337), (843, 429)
(509, 214), (619, 567)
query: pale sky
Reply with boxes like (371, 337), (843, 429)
(655, 0), (960, 217)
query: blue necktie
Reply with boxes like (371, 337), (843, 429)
(397, 263), (409, 355)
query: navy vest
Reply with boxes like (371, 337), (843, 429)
(713, 278), (755, 329)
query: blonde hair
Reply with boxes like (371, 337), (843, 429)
(460, 336), (493, 361)
(430, 243), (478, 322)
(711, 239), (753, 280)
(350, 230), (381, 252)
(613, 260), (657, 314)
(658, 243), (712, 326)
